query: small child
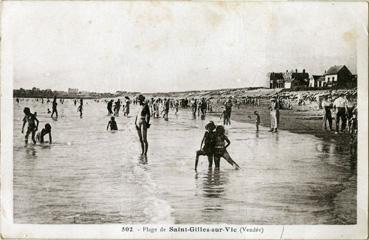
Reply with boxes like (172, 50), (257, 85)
(21, 107), (39, 144)
(213, 125), (240, 169)
(254, 111), (260, 131)
(195, 121), (216, 171)
(107, 116), (118, 131)
(36, 123), (52, 144)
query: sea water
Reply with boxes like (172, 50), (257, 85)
(13, 99), (356, 224)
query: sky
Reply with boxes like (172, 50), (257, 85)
(3, 1), (366, 93)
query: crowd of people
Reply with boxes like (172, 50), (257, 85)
(17, 90), (358, 170)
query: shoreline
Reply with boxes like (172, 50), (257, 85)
(209, 104), (353, 150)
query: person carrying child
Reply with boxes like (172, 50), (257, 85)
(21, 107), (39, 144)
(36, 123), (52, 144)
(195, 121), (216, 171)
(107, 116), (118, 131)
(213, 125), (240, 170)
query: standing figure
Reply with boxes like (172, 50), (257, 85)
(213, 125), (240, 169)
(321, 95), (333, 131)
(51, 96), (58, 118)
(135, 95), (151, 157)
(107, 100), (114, 115)
(78, 98), (83, 118)
(195, 121), (216, 171)
(269, 97), (279, 133)
(333, 94), (348, 133)
(254, 111), (260, 131)
(114, 99), (121, 116)
(124, 97), (131, 116)
(224, 97), (233, 125)
(22, 107), (39, 144)
(200, 98), (207, 120)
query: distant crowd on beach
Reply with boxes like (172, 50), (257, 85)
(16, 89), (358, 170)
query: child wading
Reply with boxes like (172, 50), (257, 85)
(213, 125), (240, 169)
(195, 121), (216, 171)
(107, 116), (118, 131)
(22, 107), (39, 144)
(36, 123), (52, 144)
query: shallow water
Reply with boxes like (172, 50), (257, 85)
(13, 99), (356, 224)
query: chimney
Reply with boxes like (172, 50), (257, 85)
(295, 69), (298, 73)
(303, 69), (305, 73)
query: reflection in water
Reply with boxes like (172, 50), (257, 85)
(25, 146), (37, 158)
(13, 100), (356, 224)
(201, 168), (225, 199)
(139, 155), (148, 165)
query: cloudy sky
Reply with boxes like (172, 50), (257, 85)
(3, 1), (366, 93)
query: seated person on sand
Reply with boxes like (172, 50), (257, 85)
(195, 121), (216, 171)
(36, 123), (52, 144)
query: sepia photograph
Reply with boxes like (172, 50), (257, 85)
(1, 1), (368, 239)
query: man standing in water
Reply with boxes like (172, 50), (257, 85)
(224, 97), (233, 125)
(78, 98), (83, 118)
(107, 99), (114, 115)
(135, 95), (151, 158)
(51, 96), (58, 118)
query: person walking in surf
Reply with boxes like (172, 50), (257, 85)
(51, 96), (58, 118)
(135, 95), (151, 158)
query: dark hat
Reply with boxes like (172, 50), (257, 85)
(137, 95), (145, 101)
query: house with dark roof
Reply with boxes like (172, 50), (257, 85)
(269, 72), (285, 88)
(284, 69), (309, 89)
(323, 65), (353, 88)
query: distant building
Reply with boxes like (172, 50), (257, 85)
(309, 75), (322, 88)
(323, 65), (353, 88)
(68, 88), (79, 94)
(269, 72), (285, 88)
(283, 69), (309, 89)
(316, 76), (326, 88)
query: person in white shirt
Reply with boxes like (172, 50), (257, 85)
(333, 94), (348, 133)
(321, 95), (333, 131)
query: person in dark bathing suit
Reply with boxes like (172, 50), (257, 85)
(213, 125), (240, 170)
(135, 95), (151, 157)
(36, 123), (52, 144)
(22, 107), (39, 144)
(107, 116), (118, 131)
(195, 121), (216, 171)
(51, 96), (58, 118)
